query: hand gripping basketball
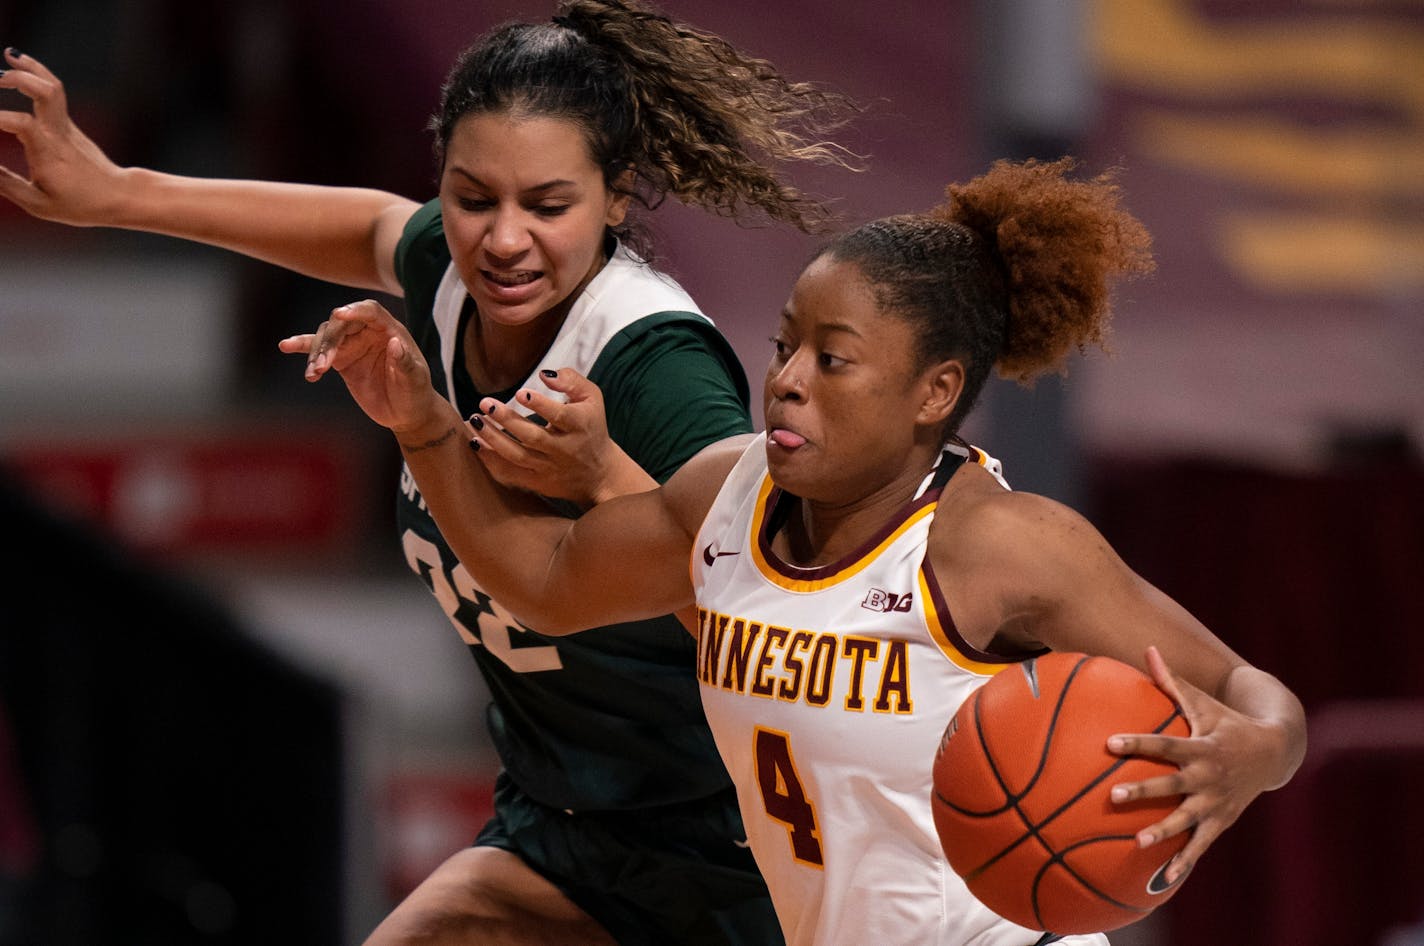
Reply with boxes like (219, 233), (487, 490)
(931, 652), (1191, 934)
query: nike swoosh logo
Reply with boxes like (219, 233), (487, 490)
(733, 838), (751, 848)
(1146, 858), (1184, 895)
(702, 543), (740, 567)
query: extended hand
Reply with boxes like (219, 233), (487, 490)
(278, 299), (444, 435)
(0, 50), (131, 225)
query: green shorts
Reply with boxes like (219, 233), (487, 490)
(475, 772), (782, 946)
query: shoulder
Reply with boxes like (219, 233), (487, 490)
(929, 471), (1130, 651)
(590, 245), (703, 313)
(593, 317), (753, 482)
(934, 474), (1112, 578)
(393, 198), (449, 292)
(593, 317), (748, 398)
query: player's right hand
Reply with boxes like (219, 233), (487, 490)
(0, 49), (130, 226)
(469, 368), (652, 507)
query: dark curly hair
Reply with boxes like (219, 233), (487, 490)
(819, 158), (1155, 434)
(431, 0), (862, 255)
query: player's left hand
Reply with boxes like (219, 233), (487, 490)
(469, 368), (654, 507)
(1104, 646), (1286, 887)
(278, 299), (443, 436)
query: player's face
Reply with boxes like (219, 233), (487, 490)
(762, 255), (941, 504)
(439, 112), (631, 328)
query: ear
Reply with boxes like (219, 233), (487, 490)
(605, 166), (636, 228)
(915, 359), (964, 428)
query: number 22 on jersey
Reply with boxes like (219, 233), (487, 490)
(404, 531), (563, 674)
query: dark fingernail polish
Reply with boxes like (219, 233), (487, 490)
(6, 48), (20, 59)
(471, 415), (484, 430)
(469, 439), (481, 452)
(541, 369), (557, 378)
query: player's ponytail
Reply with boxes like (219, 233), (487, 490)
(817, 158), (1154, 435)
(939, 157), (1154, 383)
(555, 0), (861, 232)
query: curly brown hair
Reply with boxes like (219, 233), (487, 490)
(432, 0), (862, 253)
(822, 158), (1154, 433)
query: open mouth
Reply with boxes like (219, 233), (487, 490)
(483, 269), (541, 287)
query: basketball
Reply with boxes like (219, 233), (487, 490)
(931, 651), (1191, 934)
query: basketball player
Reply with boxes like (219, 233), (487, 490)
(281, 157), (1307, 945)
(0, 2), (862, 941)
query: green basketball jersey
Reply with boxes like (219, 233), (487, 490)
(393, 200), (753, 811)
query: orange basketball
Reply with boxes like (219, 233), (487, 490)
(931, 651), (1191, 934)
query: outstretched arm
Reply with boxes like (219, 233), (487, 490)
(0, 50), (418, 294)
(280, 300), (745, 632)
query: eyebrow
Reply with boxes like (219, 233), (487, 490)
(445, 167), (579, 195)
(781, 311), (866, 340)
(821, 321), (865, 339)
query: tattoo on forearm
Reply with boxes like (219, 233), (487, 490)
(400, 427), (460, 453)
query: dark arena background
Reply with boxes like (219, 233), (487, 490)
(1, 1), (1420, 944)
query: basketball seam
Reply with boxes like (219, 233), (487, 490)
(957, 655), (1087, 880)
(1030, 835), (1154, 931)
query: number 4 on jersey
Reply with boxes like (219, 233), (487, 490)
(754, 727), (825, 866)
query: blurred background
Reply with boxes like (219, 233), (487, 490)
(0, 0), (1420, 943)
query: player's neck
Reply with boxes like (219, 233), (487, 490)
(463, 307), (568, 392)
(775, 463), (931, 568)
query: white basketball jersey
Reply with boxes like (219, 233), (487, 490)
(692, 435), (1109, 946)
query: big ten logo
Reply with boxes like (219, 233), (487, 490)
(861, 588), (913, 613)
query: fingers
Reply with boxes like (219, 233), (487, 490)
(0, 60), (40, 203)
(462, 369), (616, 502)
(327, 298), (393, 327)
(509, 387), (569, 430)
(501, 367), (592, 432)
(1143, 645), (1189, 710)
(277, 299), (395, 381)
(536, 366), (601, 405)
(277, 324), (334, 382)
(1159, 822), (1218, 885)
(1132, 798), (1221, 886)
(0, 160), (31, 207)
(1106, 730), (1191, 763)
(277, 333), (316, 355)
(1, 49), (67, 120)
(1, 51), (83, 216)
(0, 109), (32, 137)
(1134, 802), (1198, 847)
(469, 403), (535, 455)
(305, 303), (371, 377)
(4, 48), (59, 85)
(512, 367), (611, 434)
(466, 422), (529, 488)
